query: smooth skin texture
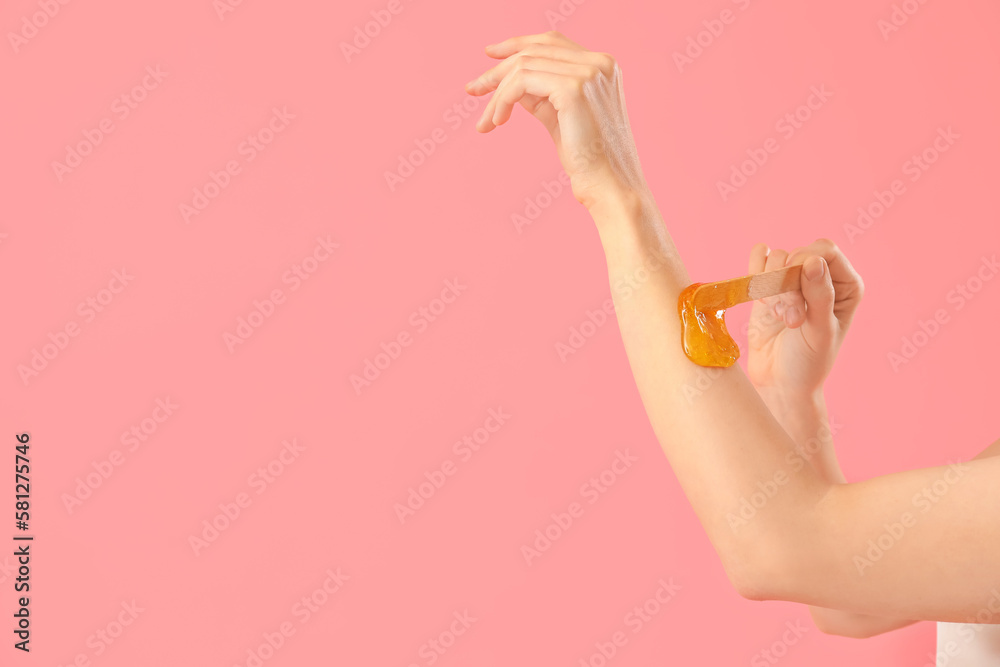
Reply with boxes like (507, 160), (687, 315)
(466, 31), (1000, 625)
(747, 241), (912, 637)
(750, 244), (1000, 636)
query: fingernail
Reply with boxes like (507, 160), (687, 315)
(786, 306), (799, 322)
(804, 257), (824, 280)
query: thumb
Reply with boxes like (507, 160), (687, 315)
(798, 255), (837, 351)
(518, 94), (560, 138)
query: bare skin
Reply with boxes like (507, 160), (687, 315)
(467, 31), (1000, 624)
(745, 240), (1000, 636)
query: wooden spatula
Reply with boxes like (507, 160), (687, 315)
(689, 265), (803, 308)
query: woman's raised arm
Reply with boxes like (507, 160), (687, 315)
(467, 30), (1000, 624)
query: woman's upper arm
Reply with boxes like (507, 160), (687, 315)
(974, 439), (1000, 460)
(763, 455), (1000, 623)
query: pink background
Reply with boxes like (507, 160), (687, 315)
(3, 0), (999, 665)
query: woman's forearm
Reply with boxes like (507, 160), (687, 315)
(588, 185), (1000, 622)
(756, 389), (845, 484)
(589, 185), (833, 594)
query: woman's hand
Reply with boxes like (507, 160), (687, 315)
(746, 239), (865, 401)
(465, 31), (648, 211)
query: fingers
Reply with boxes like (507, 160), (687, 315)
(759, 248), (803, 325)
(748, 239), (863, 357)
(484, 30), (585, 59)
(475, 69), (577, 134)
(786, 238), (865, 328)
(747, 244), (787, 348)
(467, 32), (623, 145)
(482, 59), (599, 129)
(777, 249), (808, 328)
(798, 256), (837, 353)
(511, 93), (559, 137)
(763, 248), (788, 272)
(465, 44), (606, 96)
(748, 243), (769, 275)
(760, 247), (786, 319)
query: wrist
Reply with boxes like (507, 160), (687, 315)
(756, 384), (826, 425)
(587, 185), (671, 259)
(586, 183), (653, 232)
(587, 185), (688, 285)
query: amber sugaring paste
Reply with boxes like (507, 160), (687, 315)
(678, 281), (743, 368)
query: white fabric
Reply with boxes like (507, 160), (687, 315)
(936, 622), (1000, 666)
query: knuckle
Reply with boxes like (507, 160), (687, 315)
(506, 68), (528, 89)
(596, 52), (617, 73)
(815, 237), (838, 253)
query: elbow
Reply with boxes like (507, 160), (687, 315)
(809, 608), (886, 639)
(720, 540), (900, 640)
(716, 520), (815, 603)
(723, 559), (889, 639)
(810, 609), (861, 638)
(724, 562), (773, 602)
(716, 498), (837, 604)
(718, 543), (786, 603)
